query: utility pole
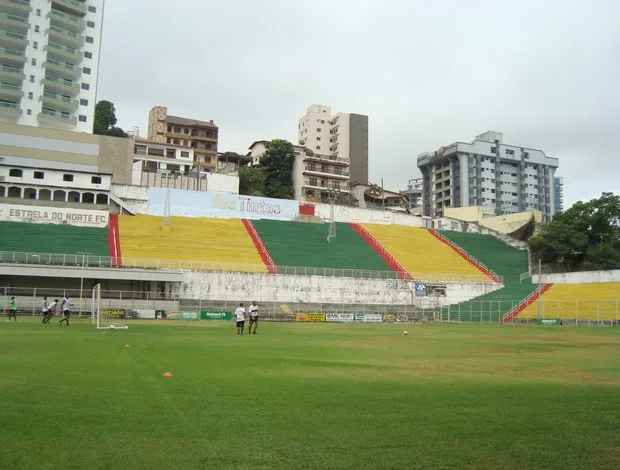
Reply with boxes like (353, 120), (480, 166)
(326, 189), (339, 243)
(162, 188), (171, 229)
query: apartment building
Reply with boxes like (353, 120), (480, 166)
(147, 106), (218, 173)
(0, 0), (104, 132)
(554, 176), (564, 213)
(400, 177), (423, 209)
(417, 131), (560, 223)
(297, 104), (368, 186)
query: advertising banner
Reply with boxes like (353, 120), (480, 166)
(148, 188), (299, 221)
(354, 313), (383, 323)
(200, 311), (232, 320)
(295, 313), (326, 322)
(537, 318), (562, 326)
(0, 204), (109, 227)
(415, 283), (447, 297)
(101, 309), (133, 319)
(325, 313), (355, 323)
(133, 309), (156, 319)
(415, 283), (427, 297)
(169, 311), (200, 321)
(382, 314), (397, 322)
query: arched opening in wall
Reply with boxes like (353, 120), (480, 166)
(96, 193), (108, 205)
(39, 189), (52, 201)
(0, 186), (5, 198)
(82, 192), (95, 204)
(7, 186), (21, 198)
(53, 190), (66, 202)
(68, 191), (81, 203)
(24, 187), (37, 200)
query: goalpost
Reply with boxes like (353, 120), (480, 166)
(92, 284), (128, 330)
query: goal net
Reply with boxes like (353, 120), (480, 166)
(92, 284), (128, 330)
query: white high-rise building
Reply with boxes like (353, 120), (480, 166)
(0, 0), (104, 133)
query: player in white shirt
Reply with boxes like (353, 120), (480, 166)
(40, 297), (49, 324)
(234, 302), (246, 335)
(42, 298), (58, 324)
(59, 295), (71, 326)
(248, 301), (259, 334)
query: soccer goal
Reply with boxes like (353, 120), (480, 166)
(92, 284), (128, 330)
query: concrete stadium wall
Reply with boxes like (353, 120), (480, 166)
(533, 270), (620, 284)
(110, 184), (149, 214)
(313, 203), (427, 227)
(178, 271), (502, 307)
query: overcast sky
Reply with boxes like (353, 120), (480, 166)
(98, 0), (620, 208)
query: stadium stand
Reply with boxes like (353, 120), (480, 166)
(251, 219), (393, 276)
(518, 283), (620, 321)
(359, 224), (491, 281)
(117, 215), (267, 272)
(0, 221), (109, 262)
(436, 231), (535, 321)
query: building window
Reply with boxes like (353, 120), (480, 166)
(88, 5), (96, 13)
(79, 115), (87, 122)
(332, 181), (340, 189)
(36, 8), (41, 16)
(9, 169), (23, 177)
(321, 120), (325, 124)
(335, 167), (342, 175)
(91, 176), (102, 184)
(173, 127), (181, 133)
(309, 178), (317, 186)
(506, 149), (515, 155)
(316, 137), (321, 141)
(80, 99), (88, 106)
(86, 36), (94, 44)
(183, 141), (188, 146)
(31, 58), (36, 66)
(316, 146), (321, 150)
(28, 92), (33, 99)
(33, 41), (38, 49)
(34, 171), (44, 179)
(34, 25), (40, 33)
(29, 75), (34, 83)
(81, 83), (90, 90)
(308, 163), (316, 171)
(26, 109), (31, 115)
(166, 138), (171, 143)
(83, 67), (91, 74)
(490, 147), (496, 153)
(173, 139), (180, 145)
(316, 128), (321, 132)
(183, 128), (189, 134)
(84, 51), (92, 59)
(63, 174), (74, 182)
(87, 21), (95, 28)
(181, 151), (189, 158)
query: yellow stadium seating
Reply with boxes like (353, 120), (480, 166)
(118, 215), (267, 272)
(520, 283), (620, 321)
(360, 224), (491, 282)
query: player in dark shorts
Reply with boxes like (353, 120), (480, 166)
(8, 296), (17, 321)
(234, 302), (246, 335)
(248, 301), (259, 334)
(59, 295), (71, 326)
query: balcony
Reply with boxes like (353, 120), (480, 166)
(0, 47), (26, 65)
(38, 108), (77, 126)
(0, 64), (24, 84)
(45, 41), (81, 62)
(0, 12), (29, 34)
(0, 100), (21, 119)
(0, 30), (28, 49)
(41, 75), (80, 96)
(303, 153), (349, 166)
(0, 0), (32, 16)
(48, 25), (84, 49)
(48, 9), (86, 33)
(51, 0), (87, 17)
(189, 132), (218, 143)
(303, 166), (349, 180)
(44, 58), (81, 79)
(0, 81), (23, 100)
(40, 91), (79, 112)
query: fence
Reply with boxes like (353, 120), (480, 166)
(2, 287), (618, 326)
(0, 250), (500, 283)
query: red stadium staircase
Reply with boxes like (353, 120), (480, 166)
(108, 214), (122, 266)
(501, 283), (554, 323)
(242, 219), (276, 273)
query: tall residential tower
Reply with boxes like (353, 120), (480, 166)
(0, 0), (105, 132)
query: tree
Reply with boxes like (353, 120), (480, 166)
(94, 100), (127, 137)
(260, 139), (295, 199)
(238, 166), (266, 197)
(528, 192), (620, 271)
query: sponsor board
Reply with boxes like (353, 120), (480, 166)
(133, 309), (156, 319)
(325, 313), (355, 323)
(354, 313), (383, 323)
(169, 311), (200, 321)
(295, 313), (326, 323)
(148, 188), (299, 221)
(0, 204), (109, 227)
(101, 309), (133, 319)
(415, 283), (427, 297)
(382, 314), (397, 322)
(200, 311), (232, 321)
(415, 283), (447, 297)
(537, 318), (562, 326)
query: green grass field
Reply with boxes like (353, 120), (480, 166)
(1, 319), (620, 470)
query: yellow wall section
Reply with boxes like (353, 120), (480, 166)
(118, 215), (267, 272)
(520, 283), (620, 320)
(361, 224), (490, 281)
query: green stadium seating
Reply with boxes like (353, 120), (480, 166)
(252, 219), (393, 277)
(0, 221), (110, 266)
(436, 231), (536, 322)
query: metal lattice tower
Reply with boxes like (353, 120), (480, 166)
(326, 190), (338, 243)
(162, 188), (171, 229)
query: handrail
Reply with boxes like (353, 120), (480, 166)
(519, 272), (531, 283)
(0, 250), (502, 284)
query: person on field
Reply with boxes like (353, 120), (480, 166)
(59, 295), (71, 326)
(41, 297), (49, 323)
(234, 302), (246, 335)
(248, 300), (259, 334)
(8, 296), (17, 321)
(42, 299), (58, 324)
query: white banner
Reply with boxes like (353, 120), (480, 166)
(325, 313), (355, 323)
(354, 313), (383, 323)
(133, 309), (156, 319)
(0, 204), (109, 227)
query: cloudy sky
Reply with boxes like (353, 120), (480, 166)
(98, 0), (620, 207)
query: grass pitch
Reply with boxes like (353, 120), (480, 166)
(1, 319), (620, 469)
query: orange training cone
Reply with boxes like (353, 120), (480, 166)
(163, 372), (173, 377)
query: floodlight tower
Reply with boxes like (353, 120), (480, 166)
(162, 188), (171, 229)
(326, 189), (339, 243)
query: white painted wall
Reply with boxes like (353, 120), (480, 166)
(110, 184), (148, 214)
(533, 270), (620, 284)
(1, 165), (111, 190)
(179, 271), (502, 306)
(313, 203), (426, 227)
(0, 203), (108, 227)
